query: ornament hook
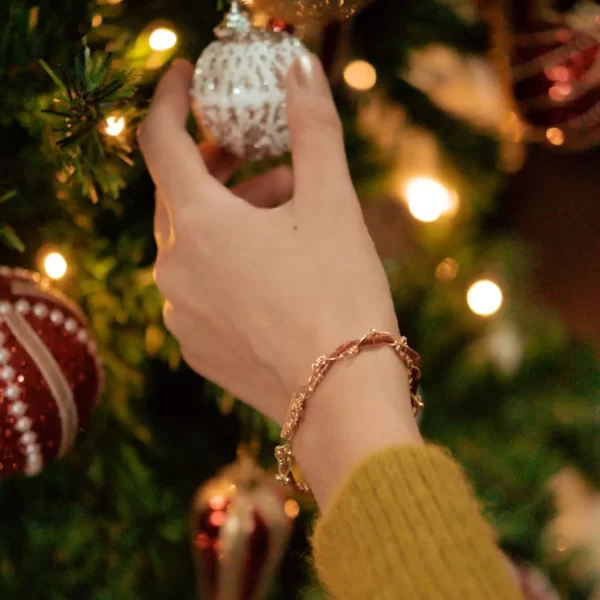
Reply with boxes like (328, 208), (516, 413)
(215, 0), (252, 38)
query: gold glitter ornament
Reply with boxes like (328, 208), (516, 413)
(240, 0), (374, 25)
(191, 1), (308, 161)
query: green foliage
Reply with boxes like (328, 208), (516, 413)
(0, 0), (598, 598)
(40, 46), (140, 201)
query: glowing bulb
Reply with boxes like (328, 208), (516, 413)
(467, 279), (503, 316)
(105, 116), (125, 137)
(436, 258), (458, 281)
(149, 27), (177, 51)
(404, 177), (457, 223)
(43, 252), (68, 280)
(92, 14), (103, 27)
(343, 60), (377, 91)
(284, 499), (300, 519)
(546, 127), (565, 146)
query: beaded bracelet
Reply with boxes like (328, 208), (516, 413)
(275, 330), (424, 495)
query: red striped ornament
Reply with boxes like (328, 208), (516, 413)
(191, 454), (293, 600)
(0, 267), (102, 477)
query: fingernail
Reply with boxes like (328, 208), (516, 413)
(292, 54), (331, 97)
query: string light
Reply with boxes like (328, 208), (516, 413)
(92, 14), (103, 27)
(105, 116), (126, 137)
(42, 252), (68, 280)
(436, 258), (459, 281)
(343, 60), (377, 91)
(149, 27), (178, 51)
(404, 177), (457, 223)
(546, 127), (565, 146)
(284, 499), (300, 519)
(467, 279), (503, 316)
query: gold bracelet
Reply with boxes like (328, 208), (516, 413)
(275, 329), (424, 495)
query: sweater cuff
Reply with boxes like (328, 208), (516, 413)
(312, 445), (522, 600)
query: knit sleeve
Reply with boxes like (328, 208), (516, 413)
(312, 445), (524, 600)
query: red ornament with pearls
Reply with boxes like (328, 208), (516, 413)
(0, 267), (102, 477)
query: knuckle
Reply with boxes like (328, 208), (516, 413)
(153, 256), (176, 298)
(298, 100), (343, 138)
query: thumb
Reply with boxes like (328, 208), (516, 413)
(286, 55), (351, 201)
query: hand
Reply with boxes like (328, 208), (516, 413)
(139, 56), (398, 423)
(140, 56), (421, 506)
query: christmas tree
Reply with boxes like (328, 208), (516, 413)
(1, 0), (599, 598)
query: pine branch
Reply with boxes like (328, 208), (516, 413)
(40, 43), (141, 201)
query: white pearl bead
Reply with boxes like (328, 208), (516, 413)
(5, 384), (21, 400)
(25, 455), (43, 476)
(9, 400), (26, 416)
(0, 365), (15, 381)
(77, 329), (89, 342)
(0, 348), (10, 363)
(50, 310), (64, 325)
(64, 318), (78, 333)
(15, 416), (33, 432)
(0, 301), (11, 315)
(21, 431), (37, 445)
(24, 443), (40, 456)
(33, 303), (49, 318)
(15, 300), (30, 314)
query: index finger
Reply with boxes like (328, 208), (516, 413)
(138, 60), (222, 207)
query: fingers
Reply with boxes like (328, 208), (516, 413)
(154, 191), (172, 251)
(286, 55), (352, 202)
(231, 166), (294, 208)
(139, 60), (224, 211)
(200, 142), (242, 183)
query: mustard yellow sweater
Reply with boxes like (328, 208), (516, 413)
(313, 445), (524, 600)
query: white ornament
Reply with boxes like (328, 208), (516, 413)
(0, 348), (10, 363)
(191, 2), (307, 161)
(0, 301), (11, 315)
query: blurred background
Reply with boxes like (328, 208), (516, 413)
(1, 0), (600, 598)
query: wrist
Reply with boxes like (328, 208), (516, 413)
(292, 347), (423, 509)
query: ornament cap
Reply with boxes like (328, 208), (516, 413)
(215, 0), (252, 38)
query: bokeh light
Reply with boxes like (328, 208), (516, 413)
(105, 116), (126, 137)
(546, 127), (565, 146)
(42, 252), (68, 280)
(343, 60), (377, 91)
(467, 279), (504, 316)
(149, 27), (178, 51)
(404, 177), (457, 222)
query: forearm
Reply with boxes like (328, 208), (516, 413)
(293, 352), (523, 600)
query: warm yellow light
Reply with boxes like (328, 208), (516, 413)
(467, 279), (503, 316)
(546, 127), (565, 146)
(284, 499), (300, 520)
(92, 14), (103, 27)
(149, 27), (178, 51)
(343, 60), (377, 91)
(43, 252), (68, 280)
(404, 177), (457, 223)
(105, 115), (126, 137)
(436, 258), (458, 281)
